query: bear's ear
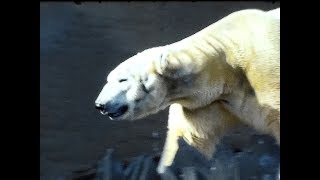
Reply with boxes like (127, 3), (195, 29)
(158, 51), (169, 73)
(155, 50), (177, 78)
(155, 50), (185, 79)
(156, 49), (198, 79)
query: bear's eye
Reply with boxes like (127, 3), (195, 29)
(119, 79), (127, 83)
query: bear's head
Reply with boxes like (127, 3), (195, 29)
(95, 44), (211, 121)
(95, 46), (172, 121)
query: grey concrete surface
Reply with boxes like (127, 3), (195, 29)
(40, 2), (280, 179)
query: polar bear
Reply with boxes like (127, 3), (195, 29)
(95, 8), (280, 174)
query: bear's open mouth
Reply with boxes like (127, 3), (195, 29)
(108, 111), (125, 118)
(100, 110), (124, 118)
(100, 110), (108, 115)
(100, 105), (128, 119)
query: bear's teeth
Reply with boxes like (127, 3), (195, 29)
(100, 110), (108, 115)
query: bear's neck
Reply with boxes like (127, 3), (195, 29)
(173, 17), (252, 72)
(166, 29), (250, 110)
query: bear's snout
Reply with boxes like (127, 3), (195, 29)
(95, 101), (128, 119)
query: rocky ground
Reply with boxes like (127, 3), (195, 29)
(64, 125), (279, 180)
(40, 2), (280, 179)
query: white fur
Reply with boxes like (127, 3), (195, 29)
(95, 8), (280, 176)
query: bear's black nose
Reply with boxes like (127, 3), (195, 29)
(95, 103), (105, 111)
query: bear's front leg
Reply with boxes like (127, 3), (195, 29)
(156, 128), (181, 174)
(157, 104), (184, 174)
